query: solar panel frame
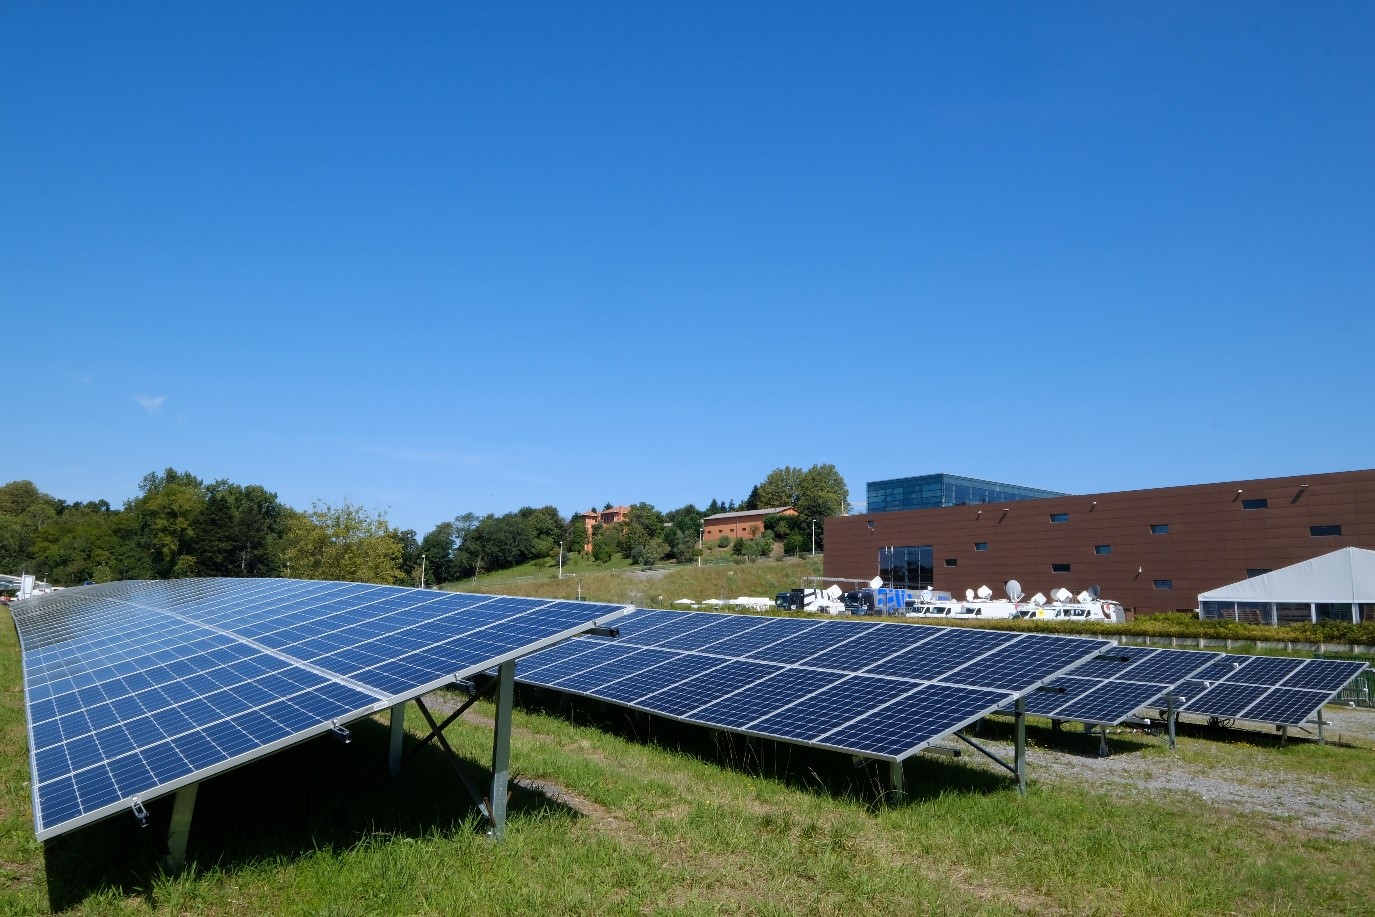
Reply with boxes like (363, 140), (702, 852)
(516, 609), (1114, 762)
(1000, 647), (1225, 727)
(13, 579), (630, 841)
(1173, 655), (1367, 727)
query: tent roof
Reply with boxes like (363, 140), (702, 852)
(1198, 547), (1375, 604)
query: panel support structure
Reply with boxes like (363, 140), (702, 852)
(388, 702), (406, 776)
(1014, 697), (1027, 794)
(889, 759), (906, 802)
(956, 701), (1026, 795)
(489, 659), (516, 840)
(166, 782), (198, 869)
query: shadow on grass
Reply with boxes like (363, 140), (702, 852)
(515, 686), (1012, 810)
(42, 715), (578, 912)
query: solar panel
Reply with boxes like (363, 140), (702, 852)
(516, 609), (1113, 762)
(1001, 647), (1223, 727)
(13, 578), (629, 841)
(1175, 655), (1367, 727)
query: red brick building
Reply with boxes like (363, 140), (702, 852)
(702, 507), (796, 544)
(575, 506), (630, 553)
(823, 469), (1375, 615)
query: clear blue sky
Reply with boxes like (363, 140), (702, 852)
(4, 3), (1372, 535)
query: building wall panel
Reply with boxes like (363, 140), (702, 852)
(823, 469), (1375, 614)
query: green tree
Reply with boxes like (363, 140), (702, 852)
(128, 469), (207, 578)
(281, 500), (404, 584)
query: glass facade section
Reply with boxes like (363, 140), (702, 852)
(880, 546), (933, 589)
(1049, 513), (1070, 523)
(1241, 498), (1268, 510)
(1150, 524), (1169, 534)
(974, 542), (988, 551)
(865, 474), (1064, 513)
(1094, 545), (1112, 555)
(1153, 579), (1173, 590)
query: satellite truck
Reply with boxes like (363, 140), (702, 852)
(774, 584), (847, 614)
(1022, 586), (1126, 623)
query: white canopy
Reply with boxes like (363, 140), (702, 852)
(1199, 548), (1375, 605)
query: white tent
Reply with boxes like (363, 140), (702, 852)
(1198, 547), (1375, 624)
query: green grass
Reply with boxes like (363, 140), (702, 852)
(5, 604), (1375, 915)
(456, 554), (826, 610)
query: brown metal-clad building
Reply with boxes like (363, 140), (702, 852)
(823, 468), (1375, 615)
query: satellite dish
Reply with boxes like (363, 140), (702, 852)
(965, 588), (975, 602)
(1088, 584), (1102, 599)
(869, 576), (883, 589)
(920, 588), (934, 602)
(1076, 590), (1093, 603)
(1005, 579), (1023, 602)
(1029, 592), (1046, 607)
(976, 585), (993, 600)
(825, 584), (843, 599)
(1052, 587), (1073, 603)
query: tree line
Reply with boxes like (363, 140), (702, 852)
(0, 463), (848, 588)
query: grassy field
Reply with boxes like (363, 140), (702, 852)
(4, 602), (1375, 915)
(457, 554), (827, 610)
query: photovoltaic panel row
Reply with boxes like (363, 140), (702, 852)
(1007, 647), (1223, 726)
(1175, 654), (1368, 727)
(517, 609), (1113, 761)
(13, 579), (629, 840)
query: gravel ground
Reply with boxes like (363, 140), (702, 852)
(1008, 705), (1375, 839)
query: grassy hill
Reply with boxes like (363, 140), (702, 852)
(455, 553), (827, 609)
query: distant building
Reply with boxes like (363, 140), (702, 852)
(866, 473), (1063, 514)
(575, 505), (631, 553)
(702, 507), (796, 544)
(826, 468), (1375, 616)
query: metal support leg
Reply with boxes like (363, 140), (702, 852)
(388, 702), (406, 776)
(1166, 694), (1177, 750)
(1317, 709), (1326, 746)
(889, 759), (906, 802)
(489, 659), (515, 840)
(1097, 723), (1110, 758)
(1280, 724), (1288, 747)
(166, 782), (198, 869)
(1014, 697), (1027, 795)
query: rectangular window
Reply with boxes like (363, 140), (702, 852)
(1094, 545), (1112, 555)
(944, 558), (958, 567)
(1242, 498), (1268, 510)
(1310, 524), (1342, 537)
(1246, 568), (1272, 578)
(1049, 513), (1070, 523)
(1150, 524), (1169, 535)
(1153, 579), (1173, 590)
(974, 542), (988, 551)
(881, 545), (933, 590)
(1051, 563), (1071, 573)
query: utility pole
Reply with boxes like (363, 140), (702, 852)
(420, 553), (426, 589)
(811, 520), (816, 557)
(558, 541), (563, 580)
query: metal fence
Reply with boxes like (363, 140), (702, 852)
(1337, 670), (1374, 707)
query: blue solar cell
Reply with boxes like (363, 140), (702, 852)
(1180, 682), (1271, 718)
(652, 615), (774, 652)
(1228, 656), (1307, 686)
(822, 684), (1006, 758)
(748, 675), (917, 741)
(1280, 660), (1367, 693)
(1241, 688), (1331, 726)
(945, 634), (1103, 691)
(1014, 676), (1099, 717)
(554, 648), (679, 694)
(634, 660), (785, 719)
(1052, 682), (1172, 725)
(594, 653), (723, 704)
(801, 625), (935, 673)
(700, 618), (814, 659)
(691, 669), (847, 729)
(744, 621), (871, 665)
(865, 628), (1017, 680)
